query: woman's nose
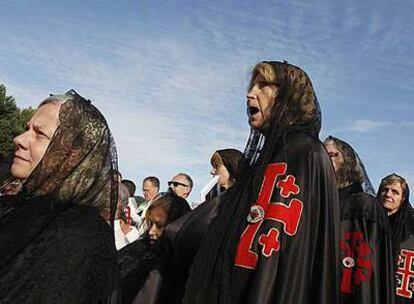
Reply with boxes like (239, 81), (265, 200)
(13, 131), (29, 150)
(148, 225), (156, 236)
(247, 85), (258, 99)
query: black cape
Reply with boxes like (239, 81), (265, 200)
(216, 132), (340, 304)
(338, 183), (395, 304)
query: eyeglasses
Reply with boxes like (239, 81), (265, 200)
(168, 181), (189, 188)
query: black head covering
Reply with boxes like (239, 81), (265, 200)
(24, 90), (118, 221)
(184, 61), (323, 303)
(324, 135), (375, 195)
(214, 149), (244, 182)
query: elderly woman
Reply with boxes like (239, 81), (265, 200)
(135, 61), (340, 304)
(0, 90), (119, 303)
(181, 61), (341, 304)
(210, 148), (244, 191)
(377, 173), (412, 303)
(324, 136), (394, 304)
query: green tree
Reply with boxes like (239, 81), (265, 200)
(0, 84), (35, 162)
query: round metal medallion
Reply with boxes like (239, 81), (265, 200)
(247, 205), (265, 223)
(342, 256), (355, 268)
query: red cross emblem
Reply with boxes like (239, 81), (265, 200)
(258, 228), (280, 256)
(235, 163), (303, 269)
(396, 249), (414, 298)
(340, 231), (372, 294)
(276, 175), (300, 198)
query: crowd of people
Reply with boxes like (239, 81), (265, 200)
(0, 61), (412, 304)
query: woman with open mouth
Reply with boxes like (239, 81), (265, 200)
(183, 61), (341, 304)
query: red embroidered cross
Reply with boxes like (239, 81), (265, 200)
(259, 228), (280, 256)
(235, 163), (303, 269)
(276, 175), (300, 198)
(265, 199), (303, 235)
(340, 231), (372, 294)
(396, 249), (414, 298)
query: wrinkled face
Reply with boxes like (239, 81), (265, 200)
(380, 181), (404, 215)
(325, 142), (344, 173)
(210, 163), (232, 189)
(169, 175), (191, 199)
(147, 206), (168, 244)
(11, 103), (61, 180)
(246, 73), (278, 132)
(142, 180), (158, 201)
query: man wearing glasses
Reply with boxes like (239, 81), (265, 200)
(168, 173), (193, 200)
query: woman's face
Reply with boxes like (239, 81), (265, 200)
(11, 103), (61, 180)
(325, 142), (344, 173)
(246, 72), (278, 132)
(147, 206), (168, 244)
(210, 162), (232, 189)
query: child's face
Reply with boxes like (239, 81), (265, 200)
(147, 206), (168, 244)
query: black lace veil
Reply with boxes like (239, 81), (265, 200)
(323, 135), (375, 196)
(7, 90), (119, 224)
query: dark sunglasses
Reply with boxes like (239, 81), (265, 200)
(168, 181), (189, 188)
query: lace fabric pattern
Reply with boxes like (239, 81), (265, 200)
(0, 205), (118, 303)
(23, 92), (118, 222)
(323, 135), (375, 196)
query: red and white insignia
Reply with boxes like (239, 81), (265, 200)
(247, 205), (265, 223)
(342, 256), (355, 268)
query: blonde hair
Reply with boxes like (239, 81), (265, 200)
(248, 62), (277, 91)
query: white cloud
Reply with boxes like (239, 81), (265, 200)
(350, 120), (391, 133)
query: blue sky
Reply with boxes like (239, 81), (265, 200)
(0, 0), (413, 203)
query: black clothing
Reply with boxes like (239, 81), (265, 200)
(117, 193), (191, 303)
(383, 178), (414, 303)
(118, 239), (159, 304)
(339, 183), (395, 304)
(0, 195), (118, 303)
